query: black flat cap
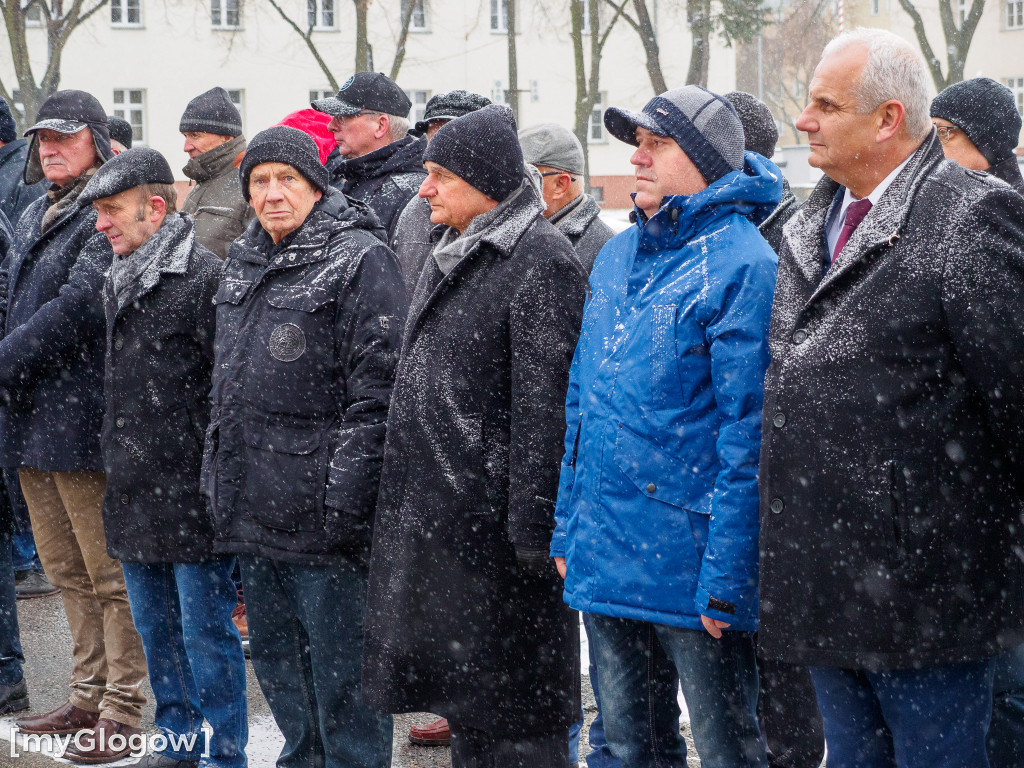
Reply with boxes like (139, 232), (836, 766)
(81, 146), (175, 206)
(413, 90), (492, 135)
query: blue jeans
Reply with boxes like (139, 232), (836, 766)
(582, 613), (624, 768)
(11, 530), (40, 572)
(239, 556), (392, 768)
(990, 642), (1024, 768)
(121, 558), (248, 767)
(586, 613), (766, 768)
(810, 660), (994, 768)
(0, 528), (24, 687)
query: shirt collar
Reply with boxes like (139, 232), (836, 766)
(837, 153), (914, 222)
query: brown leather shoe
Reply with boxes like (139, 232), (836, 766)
(15, 700), (99, 735)
(64, 719), (141, 764)
(409, 717), (451, 746)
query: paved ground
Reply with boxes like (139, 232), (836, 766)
(2, 589), (699, 768)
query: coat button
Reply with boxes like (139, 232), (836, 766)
(115, 417), (125, 428)
(120, 494), (130, 505)
(792, 329), (808, 344)
(114, 337), (124, 351)
(646, 483), (657, 493)
(287, 254), (296, 261)
(770, 498), (784, 514)
(773, 412), (786, 428)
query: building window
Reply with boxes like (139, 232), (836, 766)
(1007, 77), (1024, 115)
(1008, 0), (1024, 28)
(307, 0), (335, 29)
(402, 0), (428, 31)
(590, 186), (604, 204)
(211, 0), (240, 29)
(958, 0), (967, 24)
(870, 0), (880, 14)
(490, 0), (508, 32)
(581, 0), (601, 33)
(492, 80), (506, 105)
(588, 93), (606, 143)
(112, 89), (145, 145)
(110, 0), (141, 26)
(309, 88), (334, 103)
(405, 90), (430, 126)
(227, 89), (245, 132)
(25, 3), (44, 26)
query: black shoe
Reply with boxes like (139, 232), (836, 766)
(136, 752), (200, 768)
(0, 678), (29, 715)
(15, 570), (58, 599)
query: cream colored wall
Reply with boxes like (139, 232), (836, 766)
(0, 0), (740, 182)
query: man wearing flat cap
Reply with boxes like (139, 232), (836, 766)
(363, 104), (586, 768)
(0, 89), (148, 758)
(553, 86), (783, 767)
(313, 72), (426, 240)
(519, 122), (614, 274)
(203, 125), (404, 768)
(391, 90), (491, 296)
(80, 147), (248, 768)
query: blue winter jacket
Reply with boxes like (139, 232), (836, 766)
(551, 152), (781, 632)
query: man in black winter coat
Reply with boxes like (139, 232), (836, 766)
(203, 126), (404, 768)
(0, 96), (47, 226)
(760, 30), (1024, 768)
(83, 147), (248, 768)
(2, 91), (148, 761)
(313, 72), (426, 241)
(362, 104), (585, 768)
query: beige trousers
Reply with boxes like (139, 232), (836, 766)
(19, 469), (147, 727)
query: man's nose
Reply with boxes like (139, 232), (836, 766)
(795, 107), (816, 134)
(630, 147), (650, 167)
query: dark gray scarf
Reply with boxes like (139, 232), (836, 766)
(110, 213), (192, 310)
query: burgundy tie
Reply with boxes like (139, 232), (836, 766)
(832, 198), (872, 263)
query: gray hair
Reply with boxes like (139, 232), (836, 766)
(385, 114), (409, 141)
(822, 28), (932, 140)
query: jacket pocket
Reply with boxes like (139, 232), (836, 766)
(242, 421), (329, 532)
(266, 285), (332, 312)
(614, 424), (711, 514)
(875, 449), (908, 564)
(200, 420), (219, 505)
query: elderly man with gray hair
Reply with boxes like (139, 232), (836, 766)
(519, 123), (613, 274)
(759, 28), (1024, 768)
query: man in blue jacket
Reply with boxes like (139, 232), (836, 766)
(551, 85), (780, 768)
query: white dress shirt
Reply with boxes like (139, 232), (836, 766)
(826, 154), (913, 258)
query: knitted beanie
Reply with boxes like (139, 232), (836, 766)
(81, 146), (174, 206)
(0, 97), (16, 143)
(724, 91), (779, 159)
(605, 85), (745, 184)
(179, 87), (243, 137)
(239, 126), (329, 201)
(107, 115), (134, 149)
(423, 104), (525, 202)
(931, 78), (1022, 164)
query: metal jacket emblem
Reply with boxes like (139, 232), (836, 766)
(269, 323), (306, 362)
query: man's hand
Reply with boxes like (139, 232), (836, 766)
(701, 615), (730, 639)
(554, 556), (566, 579)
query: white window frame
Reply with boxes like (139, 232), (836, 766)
(405, 89), (430, 126)
(211, 0), (241, 30)
(870, 0), (880, 14)
(309, 88), (334, 103)
(307, 0), (336, 30)
(581, 0), (602, 34)
(112, 88), (146, 146)
(402, 0), (428, 31)
(490, 0), (508, 32)
(1008, 0), (1024, 29)
(227, 89), (245, 133)
(588, 92), (606, 144)
(957, 0), (967, 24)
(24, 2), (44, 27)
(110, 0), (142, 27)
(1007, 77), (1024, 116)
(491, 80), (506, 105)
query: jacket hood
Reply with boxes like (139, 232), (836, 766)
(335, 134), (426, 183)
(988, 154), (1024, 195)
(24, 125), (114, 186)
(633, 150), (782, 251)
(183, 135), (246, 183)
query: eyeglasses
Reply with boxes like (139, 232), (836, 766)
(934, 125), (961, 143)
(539, 171), (578, 182)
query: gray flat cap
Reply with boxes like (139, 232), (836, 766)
(518, 123), (585, 177)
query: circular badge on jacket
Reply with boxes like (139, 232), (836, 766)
(269, 323), (306, 362)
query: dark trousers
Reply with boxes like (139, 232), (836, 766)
(989, 642), (1024, 768)
(0, 527), (24, 687)
(240, 555), (392, 768)
(810, 660), (994, 768)
(448, 721), (568, 768)
(757, 653), (825, 768)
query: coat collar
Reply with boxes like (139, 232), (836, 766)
(551, 193), (601, 239)
(182, 135), (246, 183)
(783, 135), (943, 303)
(335, 134), (426, 186)
(108, 213), (194, 315)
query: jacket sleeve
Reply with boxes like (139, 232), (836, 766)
(550, 295), (589, 559)
(695, 243), (777, 625)
(941, 185), (1024, 475)
(509, 248), (587, 552)
(324, 243), (407, 529)
(0, 230), (112, 391)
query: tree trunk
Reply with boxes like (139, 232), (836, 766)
(631, 0), (667, 94)
(897, 0), (985, 91)
(390, 0), (417, 80)
(354, 0), (372, 72)
(571, 0), (592, 187)
(686, 0), (712, 87)
(506, 0), (520, 121)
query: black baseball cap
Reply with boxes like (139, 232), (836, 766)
(311, 72), (412, 119)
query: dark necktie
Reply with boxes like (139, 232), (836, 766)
(832, 198), (872, 263)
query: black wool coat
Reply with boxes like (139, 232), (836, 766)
(759, 135), (1024, 671)
(549, 192), (614, 274)
(331, 134), (426, 242)
(0, 189), (112, 472)
(362, 184), (586, 737)
(0, 140), (47, 226)
(101, 215), (222, 563)
(203, 191), (406, 565)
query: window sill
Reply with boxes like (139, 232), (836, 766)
(111, 22), (145, 28)
(410, 27), (431, 33)
(211, 24), (244, 31)
(311, 25), (339, 32)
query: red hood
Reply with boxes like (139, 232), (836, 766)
(276, 109), (338, 165)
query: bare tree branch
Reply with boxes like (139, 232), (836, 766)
(390, 0), (417, 81)
(266, 0), (339, 91)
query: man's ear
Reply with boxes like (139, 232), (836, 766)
(149, 196), (167, 219)
(875, 99), (906, 144)
(555, 173), (573, 197)
(375, 114), (390, 141)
